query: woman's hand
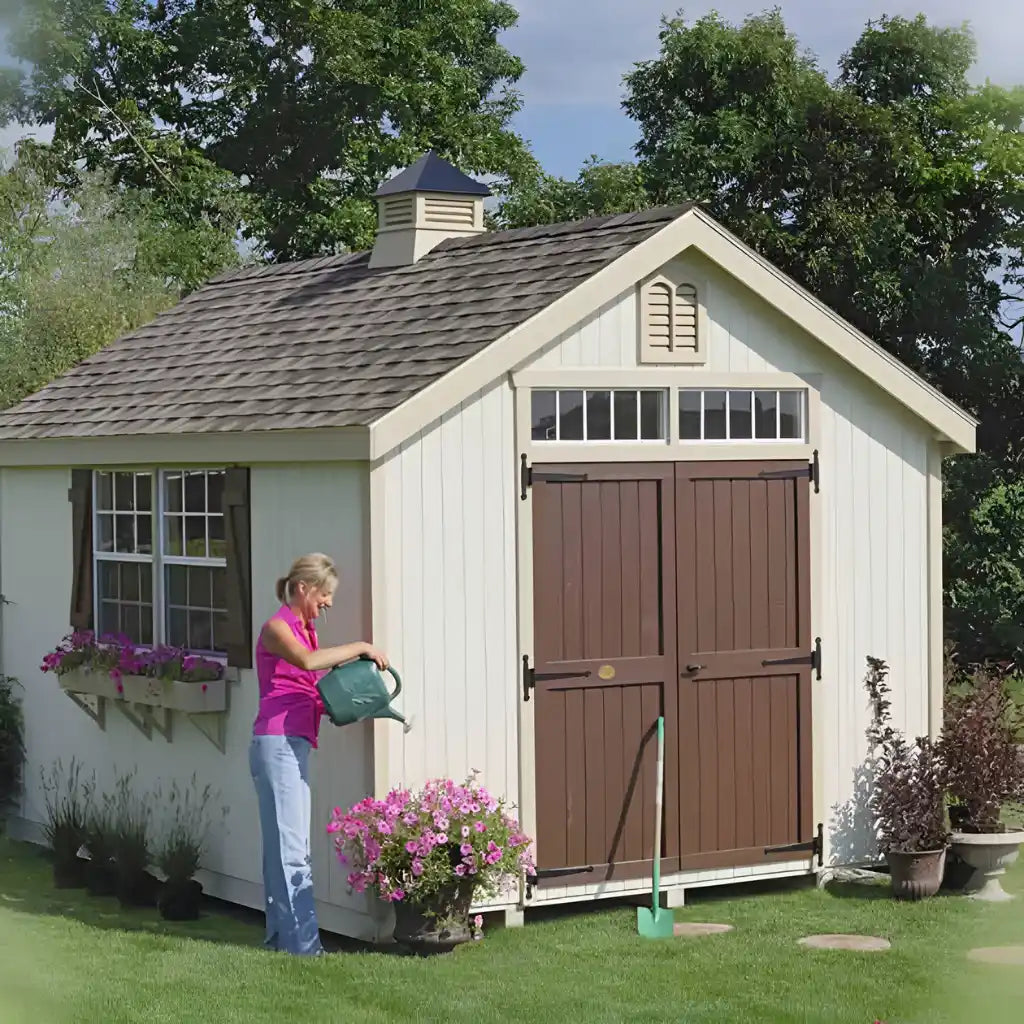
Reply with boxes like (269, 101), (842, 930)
(360, 643), (389, 670)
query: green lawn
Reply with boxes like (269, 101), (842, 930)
(1, 837), (1022, 1024)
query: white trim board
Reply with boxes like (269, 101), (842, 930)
(371, 207), (977, 459)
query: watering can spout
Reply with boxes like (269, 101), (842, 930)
(316, 659), (413, 732)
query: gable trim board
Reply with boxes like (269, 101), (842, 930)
(369, 207), (976, 461)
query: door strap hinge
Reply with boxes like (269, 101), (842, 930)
(761, 637), (822, 681)
(522, 657), (592, 701)
(520, 454), (589, 500)
(522, 655), (534, 702)
(764, 823), (824, 867)
(758, 449), (819, 493)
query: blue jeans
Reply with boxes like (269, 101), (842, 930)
(249, 735), (324, 956)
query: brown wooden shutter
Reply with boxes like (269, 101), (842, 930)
(68, 469), (94, 631)
(222, 466), (253, 668)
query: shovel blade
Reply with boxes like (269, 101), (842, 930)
(636, 905), (675, 939)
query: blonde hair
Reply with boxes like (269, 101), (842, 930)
(276, 553), (339, 604)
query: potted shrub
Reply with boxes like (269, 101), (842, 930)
(41, 757), (93, 888)
(83, 798), (118, 896)
(155, 776), (215, 921)
(939, 666), (1024, 901)
(0, 675), (25, 827)
(329, 774), (535, 954)
(864, 657), (949, 899)
(109, 769), (159, 908)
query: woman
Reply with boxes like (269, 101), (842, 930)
(249, 552), (388, 956)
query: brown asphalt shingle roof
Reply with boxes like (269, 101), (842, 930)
(0, 205), (690, 441)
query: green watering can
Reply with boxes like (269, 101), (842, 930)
(317, 658), (412, 733)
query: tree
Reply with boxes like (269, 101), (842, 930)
(0, 0), (534, 259)
(500, 10), (1024, 665)
(493, 157), (649, 229)
(0, 147), (240, 410)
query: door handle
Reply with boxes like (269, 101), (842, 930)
(684, 663), (705, 673)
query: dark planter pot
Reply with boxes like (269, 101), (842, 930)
(158, 879), (203, 921)
(53, 855), (89, 889)
(116, 870), (161, 909)
(392, 878), (475, 955)
(886, 847), (946, 900)
(86, 857), (118, 897)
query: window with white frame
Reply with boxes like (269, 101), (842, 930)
(94, 469), (228, 654)
(531, 389), (669, 442)
(678, 389), (806, 442)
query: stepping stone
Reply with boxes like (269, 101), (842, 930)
(967, 946), (1024, 965)
(798, 934), (891, 951)
(673, 922), (734, 937)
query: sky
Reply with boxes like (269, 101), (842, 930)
(1, 1), (1021, 178)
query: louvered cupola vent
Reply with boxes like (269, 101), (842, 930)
(370, 151), (491, 269)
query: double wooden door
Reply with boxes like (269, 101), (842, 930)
(530, 460), (813, 884)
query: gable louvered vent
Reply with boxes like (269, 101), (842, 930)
(639, 273), (705, 364)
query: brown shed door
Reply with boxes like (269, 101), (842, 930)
(673, 461), (813, 868)
(530, 458), (813, 880)
(531, 464), (677, 882)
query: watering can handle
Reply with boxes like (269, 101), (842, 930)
(384, 665), (401, 701)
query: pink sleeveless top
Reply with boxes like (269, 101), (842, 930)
(252, 605), (326, 747)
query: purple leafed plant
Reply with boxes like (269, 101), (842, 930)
(40, 631), (223, 683)
(864, 657), (949, 854)
(940, 665), (1024, 833)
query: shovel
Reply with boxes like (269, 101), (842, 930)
(637, 715), (675, 938)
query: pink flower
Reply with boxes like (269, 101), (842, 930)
(326, 821), (341, 834)
(460, 843), (473, 856)
(201, 683), (208, 693)
(473, 914), (483, 928)
(377, 819), (392, 835)
(411, 859), (424, 877)
(435, 832), (448, 845)
(461, 825), (471, 838)
(403, 813), (418, 826)
(474, 821), (486, 833)
(388, 889), (405, 902)
(455, 864), (467, 876)
(405, 840), (419, 854)
(433, 812), (449, 829)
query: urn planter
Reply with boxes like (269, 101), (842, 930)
(392, 877), (475, 955)
(950, 830), (1024, 901)
(885, 848), (947, 900)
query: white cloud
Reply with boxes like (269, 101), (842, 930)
(508, 0), (1024, 107)
(0, 121), (53, 158)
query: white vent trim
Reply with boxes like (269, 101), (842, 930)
(639, 266), (707, 365)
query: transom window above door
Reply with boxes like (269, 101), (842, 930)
(94, 469), (227, 654)
(679, 389), (806, 442)
(531, 389), (669, 442)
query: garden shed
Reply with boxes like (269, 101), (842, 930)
(0, 153), (976, 941)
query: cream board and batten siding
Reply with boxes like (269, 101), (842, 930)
(0, 461), (380, 941)
(370, 381), (520, 811)
(521, 249), (934, 877)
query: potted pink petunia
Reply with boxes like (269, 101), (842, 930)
(328, 774), (535, 954)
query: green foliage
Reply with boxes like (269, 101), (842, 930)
(494, 157), (650, 229)
(0, 0), (534, 259)
(0, 148), (239, 410)
(0, 676), (24, 818)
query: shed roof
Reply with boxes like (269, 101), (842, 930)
(0, 206), (688, 441)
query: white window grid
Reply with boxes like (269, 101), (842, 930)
(679, 388), (806, 443)
(92, 469), (227, 656)
(532, 388), (669, 443)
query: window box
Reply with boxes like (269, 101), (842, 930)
(58, 666), (124, 701)
(120, 675), (227, 714)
